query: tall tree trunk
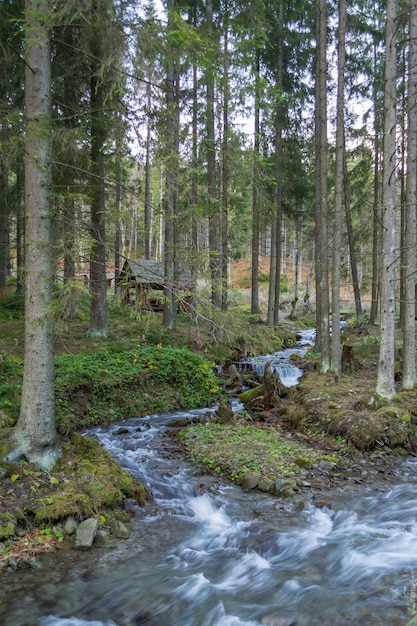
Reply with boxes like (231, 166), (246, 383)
(402, 0), (417, 389)
(370, 35), (381, 325)
(6, 0), (61, 469)
(331, 0), (346, 378)
(267, 217), (277, 325)
(62, 194), (77, 320)
(114, 111), (123, 283)
(16, 158), (24, 295)
(221, 4), (229, 312)
(376, 0), (397, 399)
(268, 6), (284, 328)
(144, 80), (152, 261)
(251, 50), (261, 316)
(343, 150), (363, 323)
(206, 0), (221, 309)
(88, 76), (108, 337)
(88, 0), (108, 338)
(189, 55), (198, 319)
(315, 0), (330, 372)
(163, 0), (176, 329)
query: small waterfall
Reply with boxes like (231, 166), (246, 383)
(235, 328), (315, 387)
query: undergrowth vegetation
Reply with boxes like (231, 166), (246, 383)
(0, 346), (222, 432)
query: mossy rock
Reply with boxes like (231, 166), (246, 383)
(294, 457), (311, 469)
(328, 412), (410, 450)
(0, 513), (15, 539)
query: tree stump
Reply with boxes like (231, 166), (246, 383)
(341, 344), (354, 373)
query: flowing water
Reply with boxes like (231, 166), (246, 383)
(1, 330), (416, 626)
(235, 328), (316, 387)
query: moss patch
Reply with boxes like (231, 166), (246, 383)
(0, 432), (149, 527)
(178, 420), (341, 483)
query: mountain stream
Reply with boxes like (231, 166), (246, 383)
(1, 330), (417, 626)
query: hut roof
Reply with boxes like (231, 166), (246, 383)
(121, 259), (191, 287)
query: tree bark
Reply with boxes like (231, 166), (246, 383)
(206, 0), (221, 309)
(315, 0), (330, 372)
(402, 0), (417, 390)
(6, 0), (61, 469)
(376, 0), (397, 399)
(163, 0), (177, 329)
(331, 0), (346, 378)
(221, 5), (229, 312)
(88, 0), (108, 338)
(343, 149), (363, 323)
(251, 50), (261, 316)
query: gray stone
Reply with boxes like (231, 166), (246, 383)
(94, 529), (112, 546)
(108, 519), (131, 539)
(74, 518), (98, 550)
(63, 516), (78, 536)
(273, 479), (297, 496)
(166, 418), (189, 428)
(241, 471), (260, 490)
(258, 477), (274, 493)
(319, 460), (336, 471)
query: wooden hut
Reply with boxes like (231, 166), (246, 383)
(116, 259), (191, 311)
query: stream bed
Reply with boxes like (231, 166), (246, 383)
(1, 407), (417, 626)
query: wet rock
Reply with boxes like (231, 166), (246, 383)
(192, 412), (214, 424)
(241, 471), (260, 490)
(114, 427), (130, 435)
(214, 399), (235, 424)
(21, 556), (41, 569)
(109, 519), (131, 539)
(94, 528), (112, 546)
(74, 518), (98, 550)
(258, 477), (274, 493)
(166, 417), (189, 428)
(273, 479), (297, 497)
(63, 515), (78, 536)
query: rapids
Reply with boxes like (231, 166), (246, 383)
(1, 408), (417, 626)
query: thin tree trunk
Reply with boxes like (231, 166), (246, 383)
(402, 0), (417, 390)
(0, 125), (9, 293)
(88, 0), (108, 338)
(331, 0), (346, 378)
(163, 0), (176, 328)
(206, 0), (221, 309)
(267, 218), (277, 326)
(144, 80), (152, 261)
(16, 158), (24, 294)
(370, 36), (381, 325)
(343, 149), (363, 322)
(315, 0), (330, 372)
(189, 51), (198, 318)
(251, 50), (260, 316)
(114, 112), (122, 284)
(89, 78), (108, 337)
(221, 5), (229, 312)
(376, 0), (397, 399)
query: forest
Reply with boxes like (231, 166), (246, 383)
(0, 0), (417, 468)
